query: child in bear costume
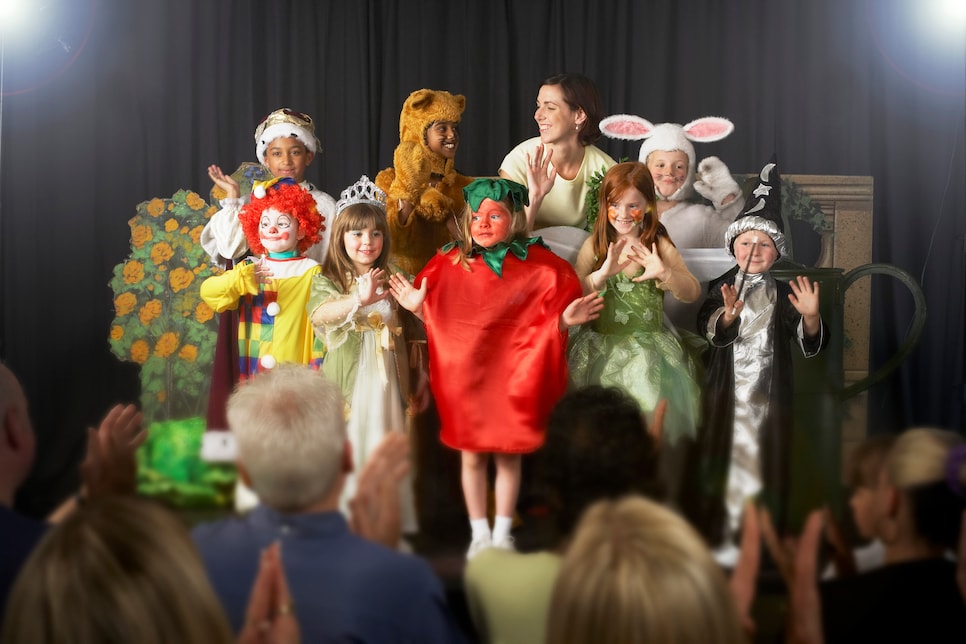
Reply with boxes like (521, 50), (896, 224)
(375, 89), (474, 277)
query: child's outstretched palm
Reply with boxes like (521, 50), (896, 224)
(788, 275), (820, 317)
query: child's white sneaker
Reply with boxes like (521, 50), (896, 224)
(466, 534), (493, 560)
(492, 535), (516, 552)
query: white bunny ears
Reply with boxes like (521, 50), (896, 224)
(599, 114), (734, 201)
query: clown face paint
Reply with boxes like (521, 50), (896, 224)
(259, 207), (303, 255)
(607, 186), (648, 236)
(733, 230), (779, 274)
(470, 198), (512, 248)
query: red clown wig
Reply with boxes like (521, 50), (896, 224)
(238, 180), (324, 255)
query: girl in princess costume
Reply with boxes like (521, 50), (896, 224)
(390, 178), (603, 559)
(307, 176), (419, 535)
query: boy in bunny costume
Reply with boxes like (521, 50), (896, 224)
(599, 115), (743, 249)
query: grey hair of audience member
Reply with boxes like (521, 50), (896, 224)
(228, 365), (347, 512)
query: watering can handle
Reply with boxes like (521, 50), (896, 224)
(838, 263), (927, 400)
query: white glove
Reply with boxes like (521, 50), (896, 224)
(693, 156), (741, 211)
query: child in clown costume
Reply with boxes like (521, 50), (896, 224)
(390, 178), (603, 559)
(200, 177), (325, 378)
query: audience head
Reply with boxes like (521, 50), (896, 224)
(0, 362), (34, 506)
(539, 72), (605, 146)
(847, 434), (895, 540)
(539, 385), (664, 540)
(228, 365), (348, 512)
(0, 496), (234, 644)
(879, 427), (966, 551)
(546, 495), (747, 644)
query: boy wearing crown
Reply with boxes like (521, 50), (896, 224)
(680, 159), (828, 567)
(202, 108), (337, 268)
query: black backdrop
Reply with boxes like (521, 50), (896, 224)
(1, 0), (963, 516)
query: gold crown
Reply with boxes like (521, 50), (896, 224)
(336, 175), (387, 215)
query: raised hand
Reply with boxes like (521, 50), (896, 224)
(560, 291), (605, 329)
(389, 273), (427, 317)
(80, 403), (146, 500)
(719, 282), (743, 327)
(357, 268), (389, 306)
(525, 144), (557, 204)
(348, 432), (412, 548)
(627, 242), (669, 283)
(252, 256), (275, 285)
(788, 276), (820, 317)
(208, 164), (241, 200)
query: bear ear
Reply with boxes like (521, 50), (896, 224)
(599, 114), (655, 141)
(406, 88), (435, 112)
(454, 94), (467, 112)
(681, 117), (734, 143)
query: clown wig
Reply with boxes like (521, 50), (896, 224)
(238, 182), (323, 256)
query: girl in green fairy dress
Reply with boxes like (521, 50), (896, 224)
(568, 161), (701, 448)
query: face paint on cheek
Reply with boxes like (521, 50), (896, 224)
(630, 208), (644, 222)
(607, 206), (618, 222)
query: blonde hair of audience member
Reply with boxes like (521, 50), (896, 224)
(0, 496), (234, 644)
(228, 365), (347, 513)
(877, 427), (966, 556)
(546, 495), (747, 644)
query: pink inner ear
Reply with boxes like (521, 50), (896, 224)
(683, 117), (734, 142)
(608, 122), (652, 137)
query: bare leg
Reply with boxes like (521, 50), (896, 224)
(493, 453), (522, 518)
(461, 450), (490, 520)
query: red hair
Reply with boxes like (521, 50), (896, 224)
(589, 162), (670, 271)
(238, 183), (324, 255)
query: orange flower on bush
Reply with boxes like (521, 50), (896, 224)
(131, 225), (153, 249)
(110, 325), (124, 340)
(157, 390), (167, 403)
(138, 299), (163, 326)
(123, 261), (145, 284)
(114, 292), (138, 316)
(179, 344), (198, 362)
(189, 225), (204, 244)
(185, 191), (205, 210)
(206, 205), (218, 219)
(146, 198), (165, 217)
(169, 267), (194, 292)
(164, 219), (179, 232)
(154, 332), (179, 358)
(195, 301), (214, 323)
(131, 340), (150, 364)
(150, 242), (175, 264)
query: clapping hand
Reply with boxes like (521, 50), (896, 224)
(389, 273), (427, 316)
(357, 268), (389, 306)
(626, 243), (669, 283)
(348, 432), (412, 549)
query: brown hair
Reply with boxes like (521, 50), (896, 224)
(541, 73), (605, 146)
(321, 204), (392, 292)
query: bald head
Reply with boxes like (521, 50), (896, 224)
(0, 362), (35, 505)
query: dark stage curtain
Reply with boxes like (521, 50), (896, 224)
(1, 0), (963, 516)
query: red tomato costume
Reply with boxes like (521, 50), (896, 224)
(416, 242), (581, 453)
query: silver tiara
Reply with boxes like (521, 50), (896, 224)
(336, 175), (387, 215)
